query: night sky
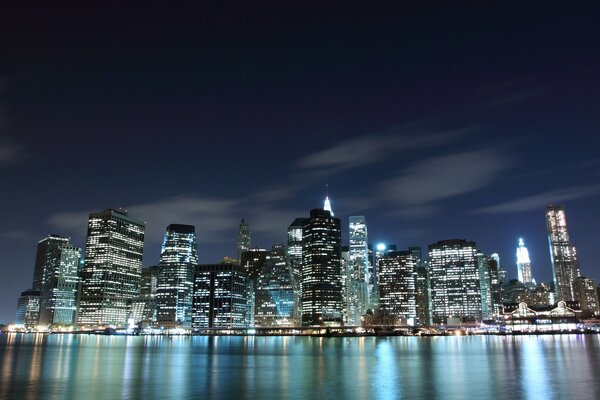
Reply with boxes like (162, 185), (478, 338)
(1, 2), (599, 323)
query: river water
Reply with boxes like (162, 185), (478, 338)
(1, 333), (599, 399)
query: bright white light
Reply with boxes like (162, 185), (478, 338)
(376, 243), (386, 251)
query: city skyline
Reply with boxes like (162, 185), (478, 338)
(1, 2), (599, 324)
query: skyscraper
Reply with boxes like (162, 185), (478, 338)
(15, 289), (41, 330)
(429, 239), (481, 324)
(573, 277), (600, 315)
(255, 245), (296, 327)
(156, 224), (198, 329)
(516, 238), (534, 287)
(302, 209), (343, 326)
(287, 217), (306, 323)
(323, 185), (334, 216)
(33, 235), (82, 326)
(237, 219), (251, 262)
(78, 209), (145, 327)
(546, 204), (580, 301)
(378, 250), (417, 325)
(347, 216), (370, 324)
(192, 263), (248, 330)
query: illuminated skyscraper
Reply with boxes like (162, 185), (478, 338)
(573, 277), (600, 315)
(302, 209), (343, 325)
(78, 209), (145, 327)
(378, 250), (417, 325)
(15, 290), (41, 329)
(191, 263), (248, 330)
(156, 224), (198, 329)
(546, 204), (580, 301)
(255, 245), (296, 327)
(429, 239), (481, 324)
(237, 219), (251, 261)
(516, 238), (534, 286)
(287, 218), (306, 322)
(32, 235), (81, 326)
(347, 216), (370, 324)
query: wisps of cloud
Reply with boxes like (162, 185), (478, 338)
(481, 87), (548, 109)
(474, 185), (600, 214)
(295, 126), (472, 174)
(0, 229), (34, 241)
(381, 148), (514, 210)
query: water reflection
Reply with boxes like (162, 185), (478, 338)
(0, 334), (599, 399)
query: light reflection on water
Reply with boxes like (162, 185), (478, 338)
(1, 334), (599, 400)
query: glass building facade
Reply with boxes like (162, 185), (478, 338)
(156, 224), (198, 329)
(255, 245), (296, 327)
(34, 235), (82, 326)
(78, 209), (145, 327)
(347, 216), (370, 325)
(546, 204), (581, 301)
(237, 219), (251, 262)
(429, 239), (481, 324)
(378, 250), (417, 325)
(192, 263), (248, 330)
(301, 209), (343, 326)
(15, 289), (41, 329)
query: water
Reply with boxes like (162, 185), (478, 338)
(1, 333), (599, 400)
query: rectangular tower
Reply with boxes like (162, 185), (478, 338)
(546, 205), (580, 302)
(78, 209), (145, 327)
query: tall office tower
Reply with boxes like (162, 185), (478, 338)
(415, 263), (431, 326)
(130, 265), (159, 323)
(491, 253), (506, 284)
(155, 224), (198, 329)
(546, 204), (581, 301)
(573, 277), (600, 315)
(237, 219), (251, 262)
(32, 235), (82, 326)
(340, 246), (353, 325)
(15, 290), (41, 329)
(301, 209), (343, 326)
(40, 244), (82, 326)
(240, 248), (269, 280)
(477, 253), (502, 320)
(348, 216), (370, 324)
(78, 209), (145, 327)
(191, 263), (248, 330)
(240, 248), (268, 327)
(378, 250), (417, 325)
(371, 243), (396, 309)
(429, 239), (481, 324)
(516, 238), (535, 287)
(32, 235), (70, 291)
(255, 245), (296, 327)
(287, 218), (306, 324)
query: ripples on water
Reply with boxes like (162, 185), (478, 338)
(1, 333), (599, 400)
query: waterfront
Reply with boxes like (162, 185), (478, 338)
(1, 334), (599, 400)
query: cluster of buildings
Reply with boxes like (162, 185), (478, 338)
(13, 197), (600, 333)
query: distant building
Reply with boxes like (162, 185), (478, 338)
(518, 283), (555, 307)
(516, 238), (535, 287)
(130, 265), (159, 323)
(240, 248), (268, 327)
(156, 224), (198, 329)
(573, 277), (600, 316)
(502, 279), (527, 304)
(255, 245), (296, 327)
(237, 219), (251, 262)
(191, 263), (248, 330)
(78, 209), (145, 327)
(500, 301), (581, 332)
(33, 235), (81, 326)
(15, 290), (41, 329)
(371, 243), (396, 310)
(429, 239), (481, 324)
(415, 262), (432, 326)
(301, 209), (343, 326)
(347, 216), (370, 325)
(378, 250), (417, 325)
(546, 205), (580, 301)
(477, 253), (502, 320)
